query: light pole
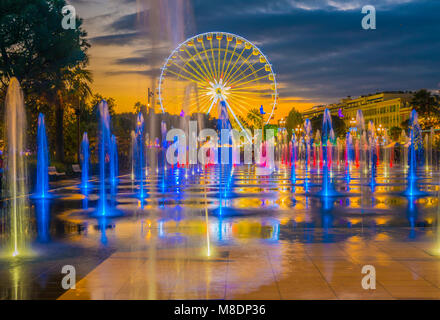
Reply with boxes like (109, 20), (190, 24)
(349, 117), (357, 135)
(147, 88), (154, 108)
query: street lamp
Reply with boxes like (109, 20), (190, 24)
(147, 88), (154, 105)
(279, 118), (286, 128)
(349, 117), (357, 134)
(377, 124), (384, 135)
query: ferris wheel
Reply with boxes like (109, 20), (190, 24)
(158, 32), (278, 133)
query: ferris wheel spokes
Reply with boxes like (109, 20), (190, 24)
(223, 98), (253, 143)
(158, 32), (277, 132)
(206, 97), (218, 115)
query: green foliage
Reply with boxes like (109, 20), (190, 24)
(134, 101), (148, 116)
(410, 89), (440, 130)
(389, 126), (402, 142)
(285, 107), (303, 139)
(90, 94), (116, 118)
(264, 124), (278, 139)
(0, 0), (90, 162)
(246, 108), (263, 129)
(113, 112), (136, 169)
(0, 0), (89, 90)
(310, 113), (346, 138)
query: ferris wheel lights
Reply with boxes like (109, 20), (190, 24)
(260, 56), (266, 63)
(265, 64), (271, 72)
(236, 39), (243, 45)
(197, 36), (203, 42)
(245, 42), (252, 50)
(187, 40), (195, 46)
(269, 74), (274, 81)
(206, 33), (213, 40)
(252, 48), (259, 55)
(227, 35), (233, 41)
(216, 33), (223, 40)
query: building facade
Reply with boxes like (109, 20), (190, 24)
(302, 92), (414, 129)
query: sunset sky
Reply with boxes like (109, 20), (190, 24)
(70, 0), (440, 121)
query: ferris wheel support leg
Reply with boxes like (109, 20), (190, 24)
(223, 98), (252, 144)
(206, 97), (218, 115)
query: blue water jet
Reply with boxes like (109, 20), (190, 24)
(110, 134), (119, 186)
(318, 109), (339, 197)
(404, 110), (426, 197)
(34, 113), (49, 199)
(80, 132), (90, 190)
(135, 113), (145, 206)
(291, 141), (297, 185)
(369, 136), (377, 192)
(97, 100), (111, 216)
(35, 199), (50, 243)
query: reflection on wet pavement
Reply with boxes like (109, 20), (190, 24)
(1, 164), (440, 299)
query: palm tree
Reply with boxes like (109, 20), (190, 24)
(63, 66), (93, 163)
(246, 108), (263, 130)
(411, 89), (440, 130)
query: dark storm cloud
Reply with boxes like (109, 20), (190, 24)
(110, 12), (145, 31)
(192, 0), (440, 103)
(114, 46), (173, 66)
(116, 57), (149, 65)
(90, 32), (141, 45)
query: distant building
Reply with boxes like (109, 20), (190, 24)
(302, 92), (414, 129)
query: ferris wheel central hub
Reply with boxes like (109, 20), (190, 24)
(208, 79), (230, 102)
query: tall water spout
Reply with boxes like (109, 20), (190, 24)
(80, 132), (90, 189)
(404, 109), (425, 197)
(35, 113), (49, 199)
(319, 109), (337, 197)
(355, 110), (366, 168)
(161, 121), (168, 171)
(35, 199), (50, 243)
(356, 110), (365, 135)
(322, 109), (333, 165)
(135, 113), (145, 205)
(98, 100), (111, 216)
(110, 134), (119, 186)
(3, 77), (29, 256)
(130, 130), (136, 181)
(304, 118), (312, 168)
(368, 121), (376, 171)
(345, 131), (353, 166)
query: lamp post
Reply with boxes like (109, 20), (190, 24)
(147, 88), (154, 107)
(349, 117), (357, 135)
(279, 118), (286, 128)
(377, 124), (384, 136)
